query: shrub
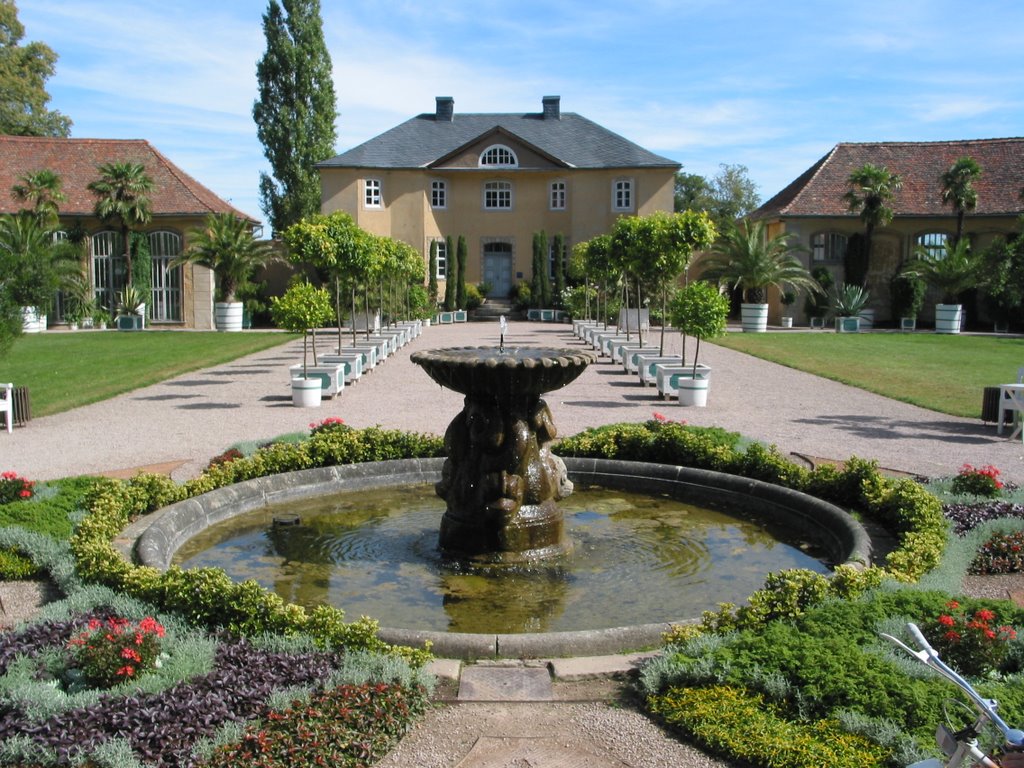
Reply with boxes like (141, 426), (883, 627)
(648, 685), (887, 768)
(923, 600), (1018, 677)
(951, 463), (1004, 498)
(195, 683), (426, 768)
(971, 529), (1024, 574)
(0, 471), (34, 503)
(66, 615), (166, 689)
(207, 448), (244, 471)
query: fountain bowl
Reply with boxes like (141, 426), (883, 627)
(411, 346), (596, 402)
(134, 457), (871, 659)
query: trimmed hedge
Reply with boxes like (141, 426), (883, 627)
(67, 425), (443, 667)
(649, 685), (887, 768)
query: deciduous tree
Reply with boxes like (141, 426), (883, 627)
(0, 1), (71, 137)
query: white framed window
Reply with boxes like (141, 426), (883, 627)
(916, 232), (948, 260)
(550, 180), (566, 210)
(364, 178), (382, 208)
(612, 178), (633, 211)
(811, 232), (848, 263)
(480, 144), (518, 168)
(435, 239), (448, 278)
(484, 180), (512, 210)
(431, 180), (447, 209)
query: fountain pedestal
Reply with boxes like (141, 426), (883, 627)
(411, 346), (595, 562)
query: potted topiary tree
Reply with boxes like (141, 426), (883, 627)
(271, 281), (334, 407)
(668, 280), (729, 407)
(779, 291), (796, 328)
(890, 273), (926, 332)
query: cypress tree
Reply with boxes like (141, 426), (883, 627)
(443, 235), (455, 310)
(531, 232), (544, 308)
(456, 235), (468, 310)
(253, 0), (337, 235)
(539, 230), (552, 308)
(552, 233), (566, 308)
(428, 240), (439, 307)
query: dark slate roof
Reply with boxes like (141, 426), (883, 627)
(751, 138), (1024, 219)
(319, 111), (680, 170)
(0, 136), (254, 220)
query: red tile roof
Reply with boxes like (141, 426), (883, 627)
(0, 136), (253, 220)
(752, 138), (1024, 220)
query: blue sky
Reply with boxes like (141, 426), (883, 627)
(20, 0), (1024, 227)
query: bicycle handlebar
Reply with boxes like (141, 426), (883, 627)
(881, 623), (1024, 752)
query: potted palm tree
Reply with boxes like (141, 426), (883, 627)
(901, 239), (979, 334)
(173, 213), (277, 332)
(698, 219), (821, 333)
(667, 280), (729, 407)
(271, 281), (334, 407)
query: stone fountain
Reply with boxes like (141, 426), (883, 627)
(410, 345), (595, 561)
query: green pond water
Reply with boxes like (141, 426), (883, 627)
(173, 484), (831, 634)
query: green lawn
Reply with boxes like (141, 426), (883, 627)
(2, 331), (297, 416)
(714, 332), (1024, 418)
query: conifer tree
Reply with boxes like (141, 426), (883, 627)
(253, 0), (337, 234)
(443, 235), (456, 311)
(552, 233), (566, 308)
(455, 235), (468, 310)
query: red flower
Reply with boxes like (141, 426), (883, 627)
(938, 614), (955, 627)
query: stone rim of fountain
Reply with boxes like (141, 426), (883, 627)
(132, 457), (871, 660)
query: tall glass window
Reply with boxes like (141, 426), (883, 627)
(364, 178), (382, 208)
(916, 232), (948, 259)
(149, 231), (182, 322)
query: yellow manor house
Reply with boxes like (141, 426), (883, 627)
(317, 96), (679, 297)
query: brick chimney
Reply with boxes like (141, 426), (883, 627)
(542, 95), (560, 120)
(435, 97), (454, 122)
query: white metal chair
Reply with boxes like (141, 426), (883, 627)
(0, 383), (12, 434)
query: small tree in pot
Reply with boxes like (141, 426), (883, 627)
(668, 280), (729, 406)
(271, 281), (334, 406)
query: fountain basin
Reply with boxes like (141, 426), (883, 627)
(135, 458), (871, 659)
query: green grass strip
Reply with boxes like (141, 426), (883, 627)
(3, 331), (297, 416)
(714, 332), (1023, 418)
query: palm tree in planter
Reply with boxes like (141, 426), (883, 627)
(940, 156), (982, 246)
(901, 238), (980, 334)
(87, 162), (154, 294)
(698, 219), (820, 333)
(843, 163), (902, 287)
(271, 281), (334, 407)
(667, 280), (729, 407)
(174, 213), (278, 331)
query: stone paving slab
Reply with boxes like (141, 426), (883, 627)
(547, 652), (658, 681)
(454, 736), (629, 768)
(458, 666), (554, 701)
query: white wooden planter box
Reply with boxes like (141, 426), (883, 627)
(656, 364), (711, 399)
(289, 363), (345, 398)
(340, 346), (379, 371)
(637, 355), (684, 386)
(621, 346), (660, 374)
(320, 353), (363, 383)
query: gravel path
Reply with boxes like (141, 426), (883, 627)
(2, 321), (1021, 484)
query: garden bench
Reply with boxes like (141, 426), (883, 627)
(289, 363), (345, 398)
(0, 383), (11, 433)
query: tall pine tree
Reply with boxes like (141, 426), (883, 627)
(455, 235), (468, 310)
(552, 233), (566, 308)
(253, 0), (337, 235)
(443, 235), (455, 311)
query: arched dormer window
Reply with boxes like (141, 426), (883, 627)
(479, 144), (518, 168)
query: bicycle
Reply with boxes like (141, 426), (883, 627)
(881, 622), (1024, 767)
